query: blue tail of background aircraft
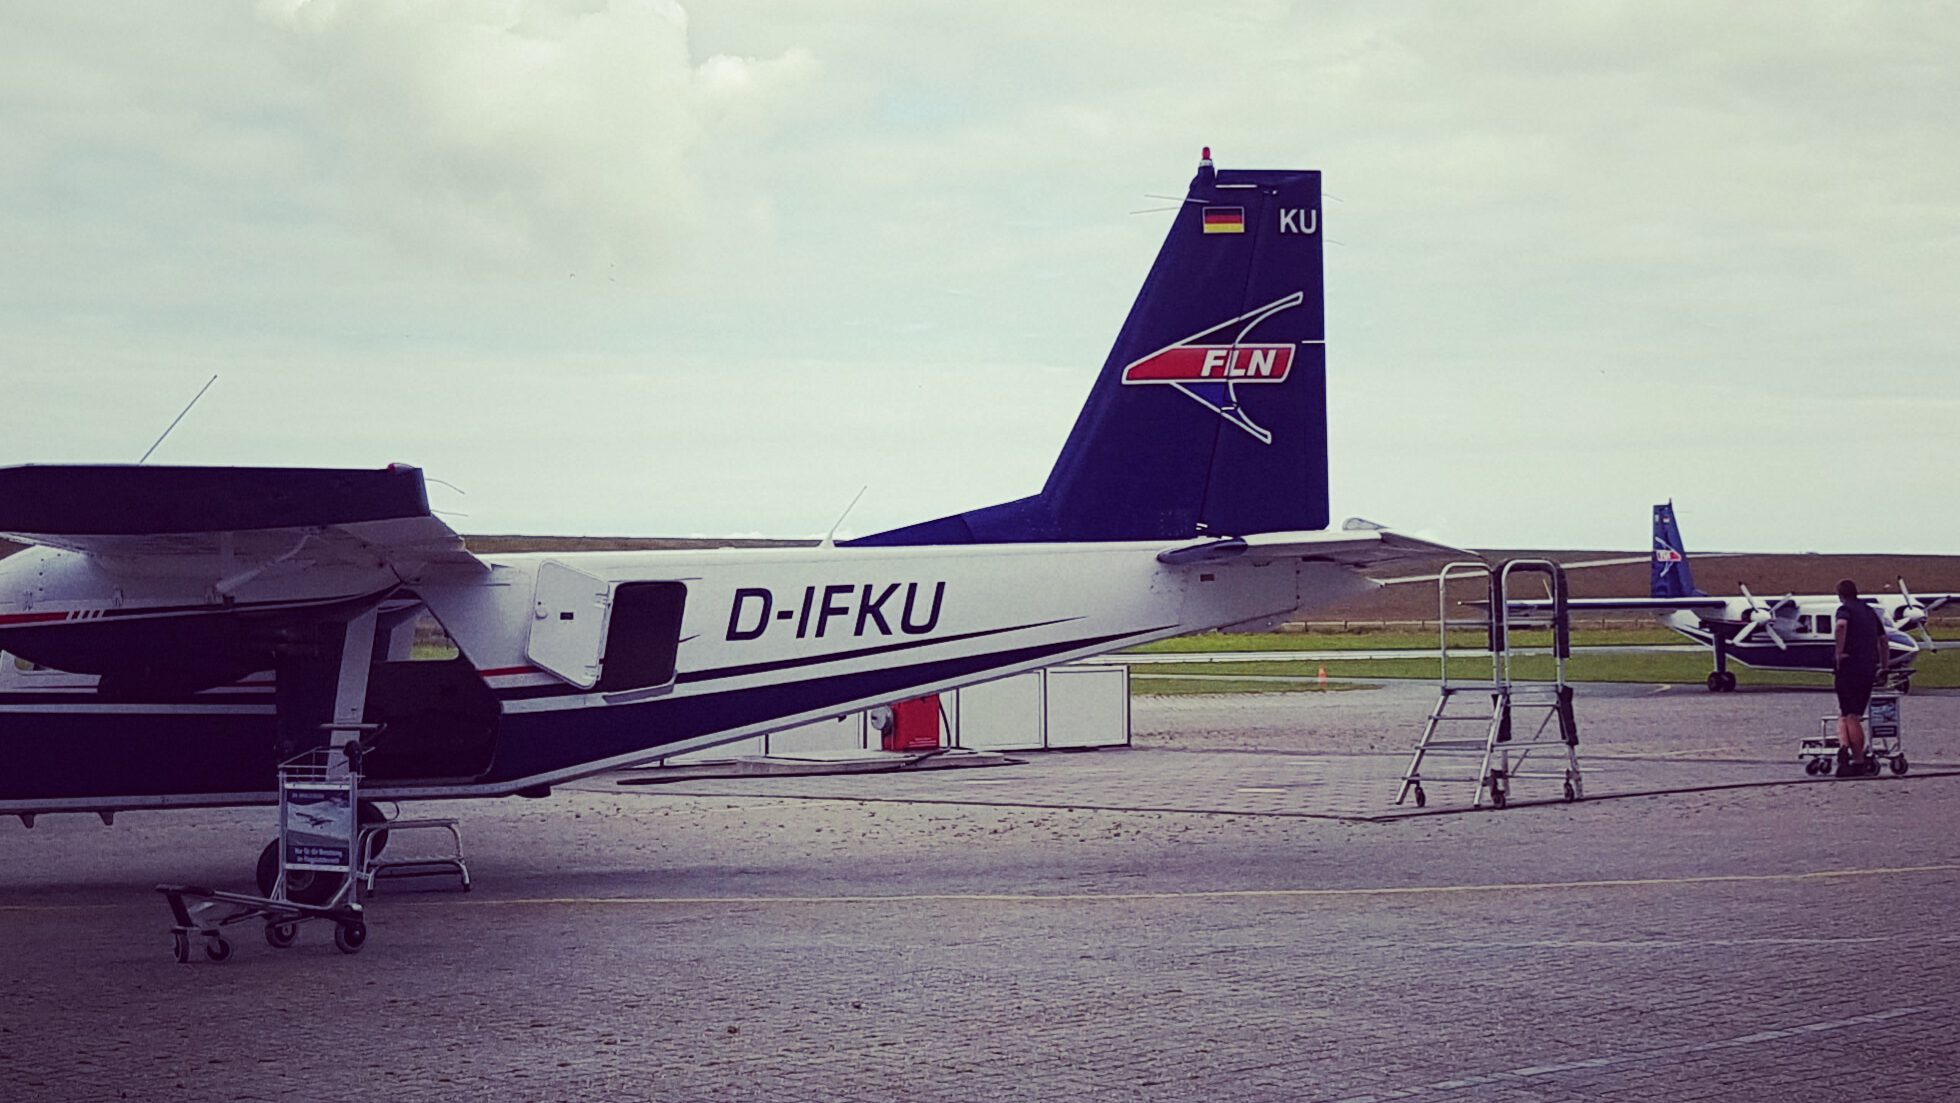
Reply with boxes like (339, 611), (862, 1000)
(1651, 501), (1702, 598)
(853, 151), (1327, 546)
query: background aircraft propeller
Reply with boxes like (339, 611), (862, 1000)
(1891, 577), (1949, 647)
(1732, 584), (1795, 650)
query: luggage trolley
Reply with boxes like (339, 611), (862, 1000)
(158, 730), (374, 962)
(1799, 689), (1909, 777)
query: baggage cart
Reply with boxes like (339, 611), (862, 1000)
(1800, 692), (1907, 777)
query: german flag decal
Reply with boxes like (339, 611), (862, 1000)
(1201, 206), (1245, 234)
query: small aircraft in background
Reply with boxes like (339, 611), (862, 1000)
(1527, 503), (1953, 692)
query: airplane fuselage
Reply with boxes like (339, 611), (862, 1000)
(0, 541), (1371, 814)
(1660, 604), (1918, 674)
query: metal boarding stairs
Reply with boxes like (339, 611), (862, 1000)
(1397, 559), (1583, 810)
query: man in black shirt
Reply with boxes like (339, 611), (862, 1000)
(1834, 579), (1887, 773)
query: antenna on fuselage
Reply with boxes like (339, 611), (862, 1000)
(137, 373), (219, 464)
(819, 486), (870, 548)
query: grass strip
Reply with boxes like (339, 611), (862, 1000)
(1131, 676), (1378, 696)
(1138, 649), (1960, 689)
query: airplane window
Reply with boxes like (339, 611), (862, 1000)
(410, 610), (461, 661)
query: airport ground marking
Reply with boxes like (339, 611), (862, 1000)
(2, 861), (1955, 916)
(628, 764), (1960, 822)
(428, 860), (1960, 910)
(1328, 1005), (1928, 1102)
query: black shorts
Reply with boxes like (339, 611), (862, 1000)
(1835, 666), (1876, 716)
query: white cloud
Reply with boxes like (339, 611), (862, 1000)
(261, 0), (817, 274)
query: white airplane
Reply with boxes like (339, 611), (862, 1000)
(0, 151), (1454, 889)
(1527, 503), (1952, 692)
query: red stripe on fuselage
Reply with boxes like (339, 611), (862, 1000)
(0, 611), (70, 626)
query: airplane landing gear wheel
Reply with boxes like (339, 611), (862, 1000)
(359, 800), (389, 859)
(1706, 672), (1723, 692)
(257, 839), (340, 906)
(256, 838), (277, 896)
(334, 920), (368, 955)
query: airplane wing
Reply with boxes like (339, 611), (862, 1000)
(1372, 551), (1754, 586)
(1512, 595), (1732, 612)
(0, 464), (485, 584)
(1156, 526), (1466, 577)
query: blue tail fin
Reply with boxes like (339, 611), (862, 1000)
(853, 150), (1326, 545)
(1651, 501), (1702, 598)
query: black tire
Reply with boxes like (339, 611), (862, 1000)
(1893, 755), (1910, 776)
(334, 920), (368, 955)
(259, 838), (343, 906)
(1490, 786), (1507, 809)
(1721, 672), (1738, 692)
(1563, 780), (1577, 802)
(256, 838), (279, 897)
(1413, 785), (1426, 809)
(264, 921), (299, 949)
(359, 801), (389, 859)
(1706, 672), (1723, 692)
(172, 931), (191, 964)
(204, 936), (232, 963)
(287, 869), (344, 908)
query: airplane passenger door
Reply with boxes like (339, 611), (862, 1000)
(526, 561), (614, 688)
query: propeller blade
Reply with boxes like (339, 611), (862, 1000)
(1763, 623), (1788, 651)
(1732, 622), (1759, 646)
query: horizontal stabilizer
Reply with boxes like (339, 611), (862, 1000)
(1157, 528), (1464, 575)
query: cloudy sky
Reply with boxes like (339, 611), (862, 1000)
(3, 1), (1955, 552)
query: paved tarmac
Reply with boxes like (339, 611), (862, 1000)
(4, 682), (1958, 1101)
